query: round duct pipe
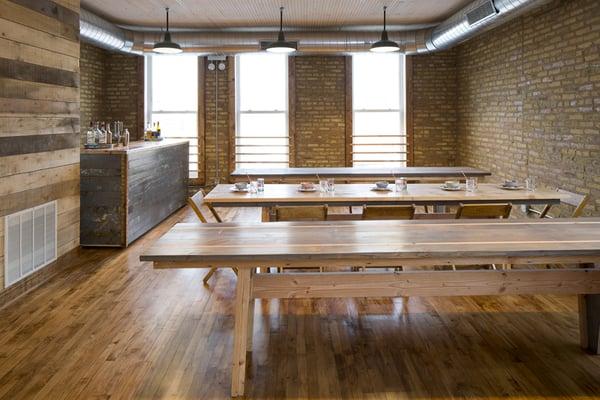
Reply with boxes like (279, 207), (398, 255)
(80, 0), (550, 55)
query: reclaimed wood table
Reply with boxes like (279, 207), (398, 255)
(205, 183), (565, 221)
(141, 218), (600, 397)
(231, 166), (491, 183)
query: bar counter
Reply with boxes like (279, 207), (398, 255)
(80, 140), (189, 247)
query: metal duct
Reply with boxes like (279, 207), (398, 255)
(80, 9), (135, 53)
(80, 0), (548, 54)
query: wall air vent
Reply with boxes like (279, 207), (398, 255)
(4, 201), (57, 287)
(466, 1), (498, 26)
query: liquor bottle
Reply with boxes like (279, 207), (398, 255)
(94, 121), (101, 144)
(156, 121), (161, 138)
(86, 121), (95, 145)
(106, 122), (113, 144)
(98, 122), (106, 144)
(123, 128), (130, 146)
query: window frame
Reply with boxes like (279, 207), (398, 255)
(145, 54), (200, 179)
(351, 53), (406, 167)
(234, 53), (290, 169)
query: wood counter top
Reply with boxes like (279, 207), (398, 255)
(80, 139), (189, 155)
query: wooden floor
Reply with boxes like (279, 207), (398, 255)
(0, 207), (599, 400)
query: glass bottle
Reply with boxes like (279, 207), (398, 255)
(86, 121), (95, 145)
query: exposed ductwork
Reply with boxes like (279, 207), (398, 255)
(80, 0), (549, 55)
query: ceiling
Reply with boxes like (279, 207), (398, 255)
(80, 0), (472, 30)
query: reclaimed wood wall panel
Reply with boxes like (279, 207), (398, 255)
(0, 0), (80, 292)
(0, 38), (79, 72)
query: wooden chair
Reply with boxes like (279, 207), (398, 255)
(528, 189), (589, 270)
(273, 206), (328, 272)
(187, 189), (235, 284)
(274, 205), (328, 222)
(188, 190), (222, 223)
(530, 189), (589, 218)
(455, 203), (512, 219)
(362, 204), (416, 220)
(455, 203), (512, 270)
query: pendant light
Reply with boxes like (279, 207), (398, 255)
(266, 7), (297, 53)
(370, 6), (400, 53)
(153, 7), (182, 54)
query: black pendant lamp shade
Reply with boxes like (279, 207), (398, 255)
(370, 6), (400, 53)
(153, 7), (183, 54)
(266, 7), (297, 53)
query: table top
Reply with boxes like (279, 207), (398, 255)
(204, 183), (564, 206)
(140, 219), (600, 265)
(231, 167), (491, 178)
(80, 139), (188, 155)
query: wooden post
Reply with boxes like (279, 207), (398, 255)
(231, 268), (252, 397)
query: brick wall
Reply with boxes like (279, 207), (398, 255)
(79, 43), (144, 143)
(410, 50), (458, 166)
(456, 0), (600, 215)
(104, 53), (144, 140)
(203, 57), (233, 185)
(293, 56), (348, 167)
(80, 43), (105, 141)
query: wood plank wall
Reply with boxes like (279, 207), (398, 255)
(0, 0), (81, 292)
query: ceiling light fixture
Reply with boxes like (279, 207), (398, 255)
(370, 6), (400, 53)
(153, 7), (183, 54)
(266, 7), (297, 53)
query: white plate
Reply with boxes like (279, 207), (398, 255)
(371, 186), (392, 192)
(440, 185), (463, 191)
(230, 187), (250, 193)
(297, 187), (318, 192)
(499, 185), (525, 190)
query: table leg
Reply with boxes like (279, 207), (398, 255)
(261, 207), (271, 222)
(231, 268), (253, 397)
(579, 294), (600, 355)
(247, 298), (255, 352)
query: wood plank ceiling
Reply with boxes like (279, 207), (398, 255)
(80, 0), (472, 29)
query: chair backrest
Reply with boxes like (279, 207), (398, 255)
(540, 189), (589, 218)
(362, 205), (416, 220)
(455, 203), (512, 219)
(187, 189), (222, 223)
(274, 205), (328, 222)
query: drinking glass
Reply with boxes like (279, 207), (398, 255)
(249, 181), (258, 194)
(257, 178), (265, 192)
(525, 176), (536, 192)
(327, 178), (335, 193)
(395, 178), (407, 192)
(319, 180), (329, 193)
(466, 177), (478, 192)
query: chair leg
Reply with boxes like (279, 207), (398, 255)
(203, 266), (218, 284)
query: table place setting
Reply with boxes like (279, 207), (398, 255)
(498, 177), (535, 191)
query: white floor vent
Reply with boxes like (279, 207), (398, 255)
(4, 201), (57, 287)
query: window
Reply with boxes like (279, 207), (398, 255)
(235, 53), (289, 169)
(145, 55), (198, 178)
(352, 53), (405, 167)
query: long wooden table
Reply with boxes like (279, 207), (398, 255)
(141, 218), (600, 397)
(231, 167), (491, 183)
(205, 183), (564, 220)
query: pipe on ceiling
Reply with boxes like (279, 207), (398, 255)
(80, 0), (549, 55)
